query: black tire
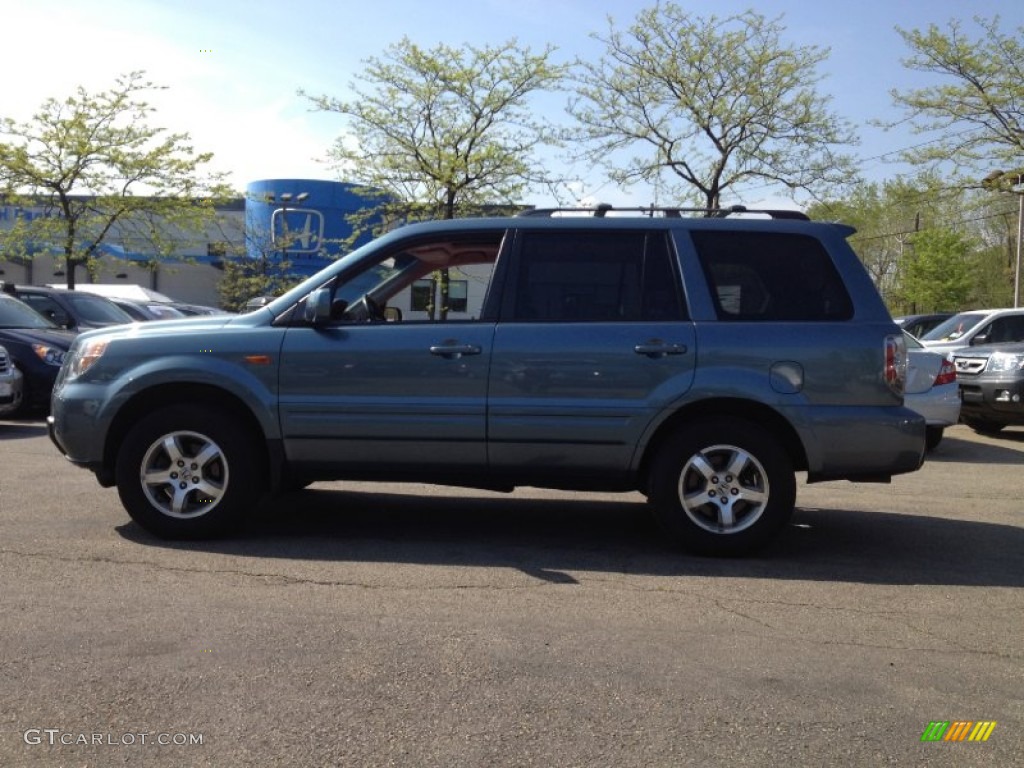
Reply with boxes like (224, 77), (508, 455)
(924, 426), (944, 452)
(114, 404), (264, 539)
(963, 417), (1005, 436)
(648, 418), (796, 556)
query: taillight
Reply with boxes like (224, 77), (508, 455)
(884, 335), (907, 396)
(934, 357), (957, 387)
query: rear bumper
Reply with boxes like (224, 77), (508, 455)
(906, 383), (961, 428)
(799, 405), (926, 483)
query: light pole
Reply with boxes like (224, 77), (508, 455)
(1013, 175), (1024, 308)
(267, 191), (310, 263)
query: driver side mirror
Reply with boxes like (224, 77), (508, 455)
(304, 288), (332, 325)
(304, 287), (349, 326)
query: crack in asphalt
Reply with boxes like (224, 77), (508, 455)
(0, 547), (565, 591)
(3, 548), (1019, 662)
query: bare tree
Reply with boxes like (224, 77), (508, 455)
(889, 15), (1024, 182)
(569, 3), (858, 211)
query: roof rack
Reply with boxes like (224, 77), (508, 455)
(516, 204), (809, 221)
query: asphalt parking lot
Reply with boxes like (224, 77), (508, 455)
(1, 419), (1022, 767)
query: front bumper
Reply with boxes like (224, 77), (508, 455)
(0, 367), (24, 415)
(959, 376), (1024, 425)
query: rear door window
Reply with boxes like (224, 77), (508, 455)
(505, 230), (686, 322)
(690, 231), (853, 321)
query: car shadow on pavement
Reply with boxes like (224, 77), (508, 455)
(924, 432), (1024, 464)
(116, 487), (1024, 588)
(0, 419), (50, 440)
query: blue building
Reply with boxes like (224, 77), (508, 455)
(0, 180), (389, 306)
(244, 179), (388, 277)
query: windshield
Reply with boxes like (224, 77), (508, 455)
(64, 293), (135, 324)
(0, 296), (60, 329)
(145, 304), (186, 320)
(921, 312), (987, 342)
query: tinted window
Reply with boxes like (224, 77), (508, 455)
(64, 293), (134, 324)
(0, 296), (59, 329)
(980, 315), (1024, 344)
(510, 231), (684, 322)
(18, 295), (70, 326)
(691, 231), (853, 321)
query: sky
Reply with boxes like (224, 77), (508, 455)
(2, 0), (1023, 209)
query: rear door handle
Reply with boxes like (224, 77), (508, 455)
(429, 343), (482, 359)
(634, 342), (687, 358)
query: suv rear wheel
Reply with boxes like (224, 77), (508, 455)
(114, 405), (262, 538)
(649, 418), (795, 556)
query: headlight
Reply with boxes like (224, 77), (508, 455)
(986, 352), (1024, 373)
(66, 339), (109, 379)
(32, 344), (66, 366)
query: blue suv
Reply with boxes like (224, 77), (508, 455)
(48, 208), (925, 555)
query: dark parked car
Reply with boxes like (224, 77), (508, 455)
(4, 285), (134, 331)
(894, 312), (954, 339)
(952, 341), (1024, 434)
(0, 294), (75, 415)
(109, 297), (186, 322)
(49, 206), (925, 555)
(167, 302), (229, 316)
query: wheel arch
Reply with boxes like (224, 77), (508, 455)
(101, 383), (277, 488)
(637, 398), (808, 493)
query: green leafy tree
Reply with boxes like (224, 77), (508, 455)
(901, 227), (974, 312)
(302, 38), (567, 318)
(0, 71), (230, 289)
(569, 3), (858, 210)
(889, 16), (1024, 181)
(303, 37), (567, 221)
(216, 218), (304, 312)
(808, 174), (957, 307)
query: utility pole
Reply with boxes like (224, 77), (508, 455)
(1014, 174), (1023, 308)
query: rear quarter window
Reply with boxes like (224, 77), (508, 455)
(690, 230), (853, 321)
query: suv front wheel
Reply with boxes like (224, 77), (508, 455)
(114, 405), (262, 539)
(649, 418), (795, 556)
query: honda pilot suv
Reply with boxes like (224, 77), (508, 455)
(952, 342), (1024, 434)
(48, 207), (925, 555)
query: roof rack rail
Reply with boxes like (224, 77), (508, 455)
(517, 204), (809, 221)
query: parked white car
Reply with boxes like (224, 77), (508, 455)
(920, 308), (1024, 353)
(904, 332), (960, 450)
(0, 344), (24, 416)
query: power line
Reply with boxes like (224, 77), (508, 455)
(849, 207), (1019, 244)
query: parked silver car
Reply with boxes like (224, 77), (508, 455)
(904, 332), (960, 450)
(0, 344), (24, 416)
(920, 308), (1024, 353)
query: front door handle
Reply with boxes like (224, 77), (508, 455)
(634, 341), (687, 358)
(429, 343), (482, 359)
